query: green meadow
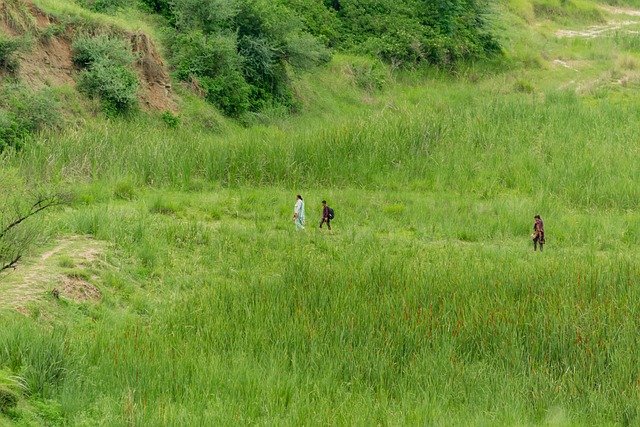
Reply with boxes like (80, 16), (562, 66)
(3, 1), (640, 425)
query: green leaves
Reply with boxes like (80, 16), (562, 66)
(335, 0), (499, 67)
(72, 34), (134, 68)
(78, 58), (139, 116)
(0, 34), (27, 74)
(0, 84), (61, 152)
(167, 0), (332, 118)
(72, 34), (138, 115)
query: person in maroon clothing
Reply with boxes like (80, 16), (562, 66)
(319, 200), (332, 234)
(533, 215), (545, 251)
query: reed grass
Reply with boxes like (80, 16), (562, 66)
(0, 186), (635, 424)
(3, 1), (640, 424)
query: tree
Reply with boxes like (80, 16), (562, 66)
(0, 192), (62, 273)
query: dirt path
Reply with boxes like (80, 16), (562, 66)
(556, 6), (640, 38)
(601, 5), (640, 17)
(556, 21), (640, 38)
(0, 235), (107, 314)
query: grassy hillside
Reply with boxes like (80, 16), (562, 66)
(2, 0), (640, 425)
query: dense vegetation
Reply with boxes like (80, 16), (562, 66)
(2, 0), (640, 425)
(0, 0), (500, 146)
(79, 0), (499, 116)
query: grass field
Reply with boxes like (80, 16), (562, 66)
(2, 1), (640, 426)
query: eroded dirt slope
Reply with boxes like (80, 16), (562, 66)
(0, 0), (176, 111)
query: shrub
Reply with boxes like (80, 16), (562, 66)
(198, 73), (250, 118)
(73, 34), (138, 115)
(72, 34), (134, 68)
(0, 84), (61, 152)
(161, 110), (180, 128)
(77, 0), (133, 13)
(285, 32), (331, 70)
(78, 58), (138, 115)
(0, 386), (18, 413)
(139, 0), (173, 22)
(343, 57), (387, 91)
(171, 0), (240, 34)
(39, 23), (66, 43)
(172, 31), (239, 81)
(0, 110), (24, 152)
(168, 1), (331, 117)
(0, 84), (61, 130)
(0, 34), (25, 73)
(171, 31), (250, 117)
(514, 79), (534, 93)
(279, 0), (341, 46)
(333, 0), (500, 67)
(114, 179), (135, 200)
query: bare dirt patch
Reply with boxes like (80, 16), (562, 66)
(130, 30), (177, 112)
(556, 5), (640, 39)
(21, 3), (76, 89)
(60, 274), (101, 303)
(601, 5), (640, 17)
(551, 59), (579, 71)
(0, 235), (107, 314)
(556, 21), (640, 38)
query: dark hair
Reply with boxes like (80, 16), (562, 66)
(297, 195), (303, 201)
(322, 200), (326, 204)
(534, 215), (540, 219)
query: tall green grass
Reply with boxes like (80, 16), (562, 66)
(3, 1), (640, 424)
(2, 188), (640, 425)
(7, 83), (640, 210)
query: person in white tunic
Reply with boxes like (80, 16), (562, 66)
(293, 195), (305, 231)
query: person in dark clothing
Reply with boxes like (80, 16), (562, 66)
(319, 200), (332, 234)
(533, 215), (545, 251)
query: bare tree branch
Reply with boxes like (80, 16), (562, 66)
(0, 196), (60, 240)
(0, 254), (20, 271)
(0, 191), (67, 276)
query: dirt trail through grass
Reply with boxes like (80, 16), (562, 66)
(556, 6), (640, 38)
(0, 235), (106, 314)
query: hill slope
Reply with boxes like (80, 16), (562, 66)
(2, 1), (640, 426)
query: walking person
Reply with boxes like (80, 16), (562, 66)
(319, 200), (333, 235)
(532, 214), (545, 251)
(293, 195), (305, 231)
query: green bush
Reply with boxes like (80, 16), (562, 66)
(171, 31), (250, 117)
(113, 179), (135, 200)
(348, 58), (387, 91)
(0, 84), (61, 130)
(0, 84), (61, 152)
(334, 0), (500, 67)
(39, 23), (66, 42)
(72, 34), (138, 115)
(171, 0), (240, 34)
(168, 1), (331, 117)
(0, 34), (25, 73)
(77, 0), (133, 13)
(78, 58), (138, 115)
(160, 110), (180, 128)
(0, 110), (24, 152)
(139, 0), (173, 22)
(72, 34), (134, 68)
(172, 31), (239, 81)
(279, 0), (341, 46)
(198, 73), (250, 118)
(285, 32), (331, 70)
(0, 386), (18, 413)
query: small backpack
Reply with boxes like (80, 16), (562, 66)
(327, 207), (335, 220)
